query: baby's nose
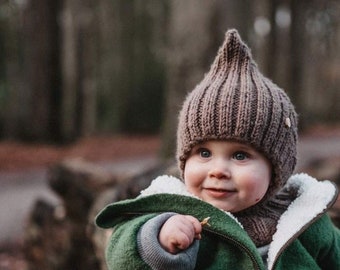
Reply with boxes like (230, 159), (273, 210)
(208, 159), (230, 179)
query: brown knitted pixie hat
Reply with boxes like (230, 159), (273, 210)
(177, 29), (298, 196)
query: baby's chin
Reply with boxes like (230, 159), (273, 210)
(205, 200), (236, 212)
(208, 200), (257, 213)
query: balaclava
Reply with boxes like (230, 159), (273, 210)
(176, 29), (298, 246)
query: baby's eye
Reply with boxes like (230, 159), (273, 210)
(233, 151), (249, 161)
(199, 148), (211, 158)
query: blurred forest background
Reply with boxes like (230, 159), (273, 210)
(0, 1), (340, 269)
(0, 0), (339, 159)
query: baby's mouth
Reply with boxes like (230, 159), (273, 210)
(204, 187), (236, 198)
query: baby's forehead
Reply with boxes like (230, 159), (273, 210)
(194, 139), (254, 150)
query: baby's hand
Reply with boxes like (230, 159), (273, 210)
(158, 214), (202, 254)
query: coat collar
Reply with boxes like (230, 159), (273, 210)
(267, 173), (338, 269)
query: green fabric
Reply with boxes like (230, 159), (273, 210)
(105, 214), (157, 269)
(96, 194), (340, 270)
(272, 214), (340, 269)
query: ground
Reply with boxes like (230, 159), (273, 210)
(0, 135), (161, 172)
(0, 135), (161, 270)
(0, 126), (339, 172)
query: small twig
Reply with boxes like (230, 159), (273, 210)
(200, 217), (211, 227)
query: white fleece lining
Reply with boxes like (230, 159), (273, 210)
(267, 173), (337, 269)
(139, 175), (195, 198)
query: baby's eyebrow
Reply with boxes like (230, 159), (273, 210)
(236, 145), (254, 152)
(189, 144), (203, 153)
(235, 144), (251, 150)
(193, 142), (208, 148)
(191, 145), (206, 152)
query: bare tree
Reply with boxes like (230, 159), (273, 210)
(60, 0), (98, 141)
(22, 0), (62, 141)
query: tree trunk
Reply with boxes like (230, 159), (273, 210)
(289, 0), (308, 127)
(60, 0), (98, 141)
(23, 0), (62, 141)
(0, 5), (26, 138)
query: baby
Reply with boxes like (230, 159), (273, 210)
(96, 29), (339, 269)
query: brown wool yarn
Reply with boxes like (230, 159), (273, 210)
(176, 29), (298, 198)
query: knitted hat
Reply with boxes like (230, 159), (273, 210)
(176, 29), (298, 197)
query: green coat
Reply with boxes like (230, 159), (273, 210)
(96, 173), (340, 270)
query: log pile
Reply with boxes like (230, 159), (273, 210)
(24, 158), (117, 270)
(23, 158), (177, 270)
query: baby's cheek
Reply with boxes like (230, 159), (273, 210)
(244, 177), (267, 199)
(184, 165), (203, 186)
(244, 177), (259, 189)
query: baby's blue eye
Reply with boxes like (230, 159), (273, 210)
(199, 148), (211, 158)
(233, 151), (248, 160)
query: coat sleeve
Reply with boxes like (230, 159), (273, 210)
(299, 214), (340, 269)
(137, 213), (199, 270)
(104, 212), (199, 270)
(105, 213), (158, 270)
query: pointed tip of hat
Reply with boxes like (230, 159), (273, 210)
(209, 29), (253, 76)
(225, 29), (251, 53)
(225, 29), (241, 40)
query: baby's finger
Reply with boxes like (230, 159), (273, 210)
(174, 233), (193, 251)
(183, 215), (202, 235)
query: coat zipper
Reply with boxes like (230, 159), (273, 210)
(202, 227), (261, 270)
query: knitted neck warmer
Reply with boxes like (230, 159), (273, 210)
(234, 188), (296, 246)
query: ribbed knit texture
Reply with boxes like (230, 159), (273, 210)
(176, 29), (298, 246)
(235, 188), (295, 246)
(177, 29), (298, 198)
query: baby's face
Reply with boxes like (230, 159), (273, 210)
(184, 140), (271, 213)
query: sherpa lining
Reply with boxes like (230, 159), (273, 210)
(267, 173), (337, 269)
(139, 175), (196, 198)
